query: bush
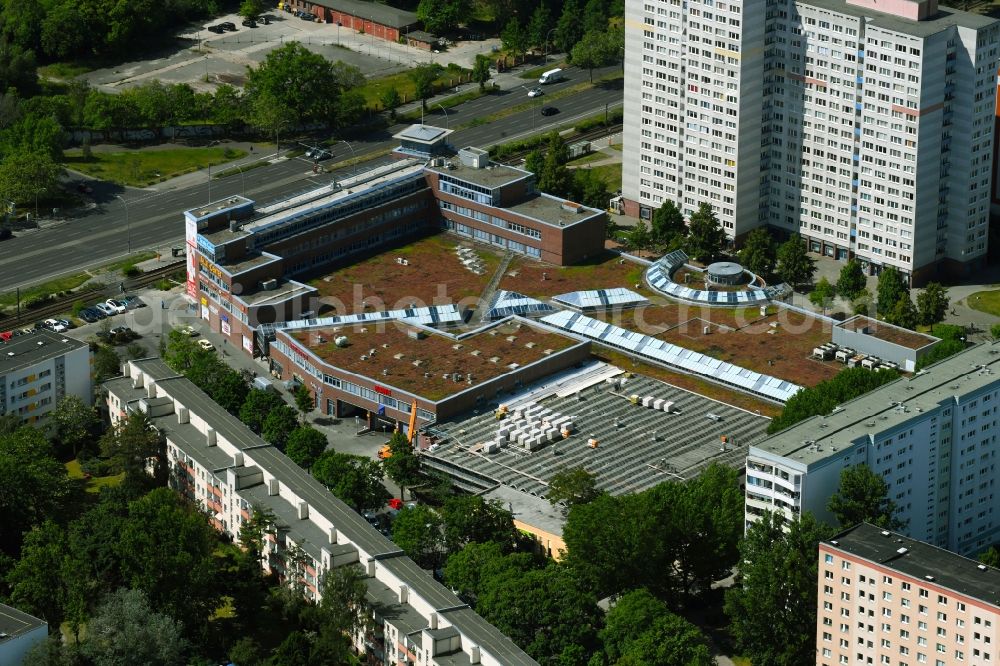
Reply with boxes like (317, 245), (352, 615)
(24, 295), (53, 309)
(930, 324), (964, 341)
(223, 147), (239, 159)
(123, 266), (142, 278)
(992, 323), (1000, 341)
(768, 367), (901, 434)
(915, 338), (966, 371)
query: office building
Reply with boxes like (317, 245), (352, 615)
(0, 604), (48, 665)
(818, 523), (1000, 666)
(0, 329), (91, 425)
(184, 135), (606, 353)
(746, 341), (1000, 556)
(105, 358), (538, 666)
(622, 0), (1000, 283)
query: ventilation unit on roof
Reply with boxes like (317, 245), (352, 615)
(830, 540), (839, 545)
(881, 531), (891, 537)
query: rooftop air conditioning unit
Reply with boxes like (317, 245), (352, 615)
(261, 278), (278, 291)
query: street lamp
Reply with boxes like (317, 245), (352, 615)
(545, 27), (558, 63)
(435, 103), (449, 129)
(233, 162), (248, 197)
(337, 139), (357, 177)
(115, 194), (132, 254)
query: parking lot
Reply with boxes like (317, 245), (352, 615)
(81, 11), (502, 94)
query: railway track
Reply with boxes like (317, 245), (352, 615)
(1, 261), (185, 329)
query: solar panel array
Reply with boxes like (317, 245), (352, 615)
(646, 255), (769, 306)
(258, 305), (464, 341)
(539, 310), (802, 403)
(551, 288), (649, 311)
(485, 291), (555, 320)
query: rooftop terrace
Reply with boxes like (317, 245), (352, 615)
(287, 320), (581, 401)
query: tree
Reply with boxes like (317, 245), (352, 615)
(501, 19), (529, 61)
(917, 282), (949, 326)
(686, 202), (726, 263)
(876, 266), (908, 315)
(409, 64), (443, 111)
(99, 411), (165, 489)
(440, 495), (518, 554)
(601, 589), (712, 666)
(80, 588), (188, 666)
(570, 30), (616, 82)
(554, 0), (584, 53)
(572, 169), (610, 209)
(5, 520), (70, 630)
(319, 564), (371, 639)
(809, 276), (837, 312)
(382, 431), (422, 500)
(472, 55), (492, 92)
(775, 233), (816, 287)
(650, 200), (686, 246)
(627, 220), (651, 254)
(239, 387), (287, 434)
(392, 504), (444, 570)
(0, 41), (37, 95)
(292, 382), (313, 420)
(416, 0), (472, 34)
(583, 0), (609, 33)
(547, 466), (601, 510)
(285, 426), (327, 469)
(443, 542), (539, 606)
(524, 148), (544, 178)
(0, 149), (62, 207)
(537, 147), (573, 197)
(725, 512), (834, 666)
(979, 547), (1000, 569)
(311, 451), (389, 512)
(852, 288), (874, 316)
(249, 91), (293, 150)
(886, 294), (918, 329)
(48, 394), (99, 457)
(738, 227), (777, 278)
(262, 404), (299, 451)
(836, 259), (867, 302)
(828, 464), (905, 530)
(527, 4), (554, 49)
(239, 0), (266, 20)
(93, 345), (122, 381)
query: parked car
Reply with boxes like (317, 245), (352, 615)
(0, 228), (12, 241)
(122, 295), (146, 309)
(79, 309), (100, 323)
(304, 147), (317, 158)
(314, 150), (332, 161)
(83, 306), (107, 320)
(241, 18), (257, 27)
(299, 12), (315, 20)
(219, 21), (237, 31)
(43, 318), (67, 333)
(95, 302), (117, 317)
(197, 339), (215, 351)
(541, 106), (559, 116)
(178, 325), (198, 337)
(55, 318), (74, 330)
(104, 299), (127, 314)
(206, 24), (225, 33)
(527, 87), (543, 97)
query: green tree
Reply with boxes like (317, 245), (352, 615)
(311, 450), (389, 512)
(80, 588), (188, 666)
(524, 148), (544, 178)
(501, 19), (529, 61)
(318, 563), (371, 639)
(572, 169), (610, 209)
(915, 338), (966, 371)
(527, 4), (554, 49)
(627, 220), (651, 254)
(239, 0), (266, 20)
(416, 0), (472, 34)
(440, 495), (518, 554)
(262, 404), (299, 451)
(48, 394), (99, 457)
(554, 0), (584, 53)
(0, 149), (62, 207)
(570, 30), (615, 82)
(583, 0), (608, 33)
(738, 227), (777, 278)
(211, 84), (246, 129)
(292, 382), (313, 419)
(0, 41), (37, 95)
(980, 547), (1000, 569)
(650, 200), (686, 247)
(601, 589), (712, 666)
(775, 233), (816, 287)
(249, 91), (293, 150)
(768, 366), (900, 433)
(827, 464), (905, 530)
(917, 282), (949, 326)
(5, 520), (70, 629)
(809, 276), (837, 313)
(392, 504), (444, 569)
(547, 466), (601, 510)
(853, 287), (874, 316)
(836, 259), (867, 301)
(443, 541), (539, 606)
(876, 266), (908, 315)
(992, 323), (1000, 341)
(537, 148), (573, 197)
(285, 426), (327, 469)
(686, 202), (726, 262)
(409, 64), (443, 111)
(93, 345), (122, 381)
(472, 55), (492, 91)
(99, 411), (165, 489)
(725, 512), (834, 666)
(382, 431), (422, 500)
(886, 294), (918, 330)
(239, 387), (287, 434)
(1, 114), (65, 160)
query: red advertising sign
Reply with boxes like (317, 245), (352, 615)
(373, 385), (392, 397)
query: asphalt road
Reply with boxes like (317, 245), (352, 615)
(0, 72), (622, 291)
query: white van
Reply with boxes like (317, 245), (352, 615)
(538, 68), (565, 85)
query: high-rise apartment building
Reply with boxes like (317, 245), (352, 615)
(818, 523), (1000, 666)
(623, 0), (1000, 283)
(0, 329), (91, 425)
(745, 341), (1000, 556)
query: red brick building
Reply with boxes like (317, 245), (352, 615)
(280, 0), (419, 43)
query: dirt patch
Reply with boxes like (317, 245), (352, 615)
(499, 252), (645, 298)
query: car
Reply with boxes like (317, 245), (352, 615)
(540, 106), (559, 116)
(241, 18), (257, 27)
(95, 302), (117, 317)
(105, 299), (127, 314)
(122, 295), (146, 309)
(303, 147), (317, 158)
(207, 24), (226, 33)
(55, 318), (74, 330)
(314, 150), (331, 161)
(43, 318), (67, 333)
(527, 87), (543, 97)
(299, 12), (315, 20)
(0, 228), (11, 241)
(197, 339), (215, 351)
(219, 21), (236, 31)
(79, 308), (100, 323)
(179, 325), (199, 337)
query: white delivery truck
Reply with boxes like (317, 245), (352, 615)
(538, 68), (565, 84)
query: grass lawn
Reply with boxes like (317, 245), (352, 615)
(0, 272), (92, 310)
(967, 289), (1000, 317)
(63, 146), (248, 187)
(357, 66), (472, 110)
(65, 459), (124, 493)
(566, 151), (609, 167)
(587, 163), (623, 191)
(38, 62), (95, 79)
(732, 658), (752, 666)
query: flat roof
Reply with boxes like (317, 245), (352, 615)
(797, 0), (998, 37)
(482, 484), (566, 538)
(219, 252), (281, 276)
(825, 523), (1000, 609)
(0, 329), (89, 376)
(753, 341), (1000, 466)
(393, 124), (453, 144)
(184, 195), (253, 221)
(424, 364), (770, 497)
(507, 193), (605, 229)
(287, 320), (581, 401)
(836, 315), (938, 350)
(426, 160), (532, 190)
(0, 602), (46, 638)
(235, 278), (317, 307)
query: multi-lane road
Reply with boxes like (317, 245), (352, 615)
(0, 72), (623, 290)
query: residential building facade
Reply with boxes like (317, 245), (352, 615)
(818, 523), (1000, 666)
(623, 0), (1000, 283)
(105, 359), (538, 666)
(746, 341), (1000, 556)
(0, 329), (91, 425)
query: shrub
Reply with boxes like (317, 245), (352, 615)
(930, 323), (964, 341)
(992, 323), (1000, 341)
(123, 266), (142, 278)
(915, 338), (966, 371)
(767, 367), (901, 434)
(223, 147), (238, 159)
